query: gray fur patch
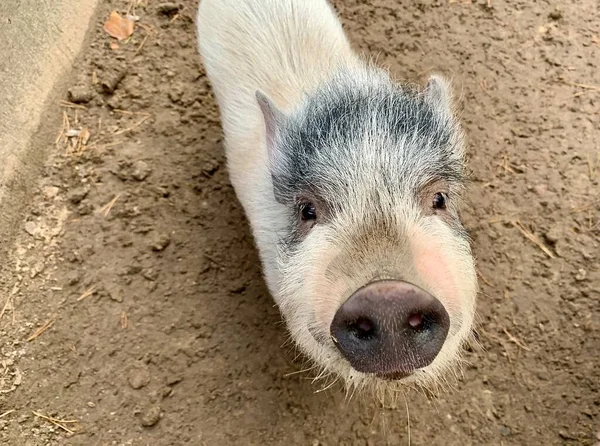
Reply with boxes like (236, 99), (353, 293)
(270, 65), (467, 247)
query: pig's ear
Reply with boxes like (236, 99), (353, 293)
(256, 90), (286, 163)
(425, 75), (454, 118)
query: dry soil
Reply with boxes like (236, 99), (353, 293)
(1, 0), (599, 445)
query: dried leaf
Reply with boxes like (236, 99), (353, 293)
(103, 11), (135, 41)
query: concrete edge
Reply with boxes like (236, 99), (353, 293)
(0, 0), (102, 259)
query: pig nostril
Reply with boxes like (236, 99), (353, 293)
(348, 317), (376, 340)
(408, 312), (437, 332)
(408, 313), (423, 329)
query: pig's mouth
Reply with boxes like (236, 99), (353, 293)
(376, 371), (411, 381)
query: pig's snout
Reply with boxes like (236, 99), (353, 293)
(330, 280), (450, 378)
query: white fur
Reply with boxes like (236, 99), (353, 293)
(197, 0), (477, 396)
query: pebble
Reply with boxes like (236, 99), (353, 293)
(104, 282), (125, 303)
(66, 271), (81, 286)
(150, 233), (171, 252)
(142, 269), (159, 282)
(68, 86), (94, 104)
(43, 186), (59, 199)
(24, 221), (38, 237)
(548, 7), (563, 21)
(17, 414), (29, 424)
(543, 226), (561, 245)
(574, 269), (587, 281)
(131, 160), (152, 181)
(128, 366), (151, 390)
(68, 186), (89, 204)
(30, 260), (45, 278)
(141, 405), (161, 427)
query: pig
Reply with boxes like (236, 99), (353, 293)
(196, 0), (478, 396)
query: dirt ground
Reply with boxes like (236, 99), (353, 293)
(1, 0), (598, 444)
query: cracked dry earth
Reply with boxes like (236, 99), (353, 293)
(1, 0), (599, 445)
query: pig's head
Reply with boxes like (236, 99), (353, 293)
(256, 66), (477, 395)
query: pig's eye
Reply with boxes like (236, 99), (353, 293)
(432, 192), (447, 210)
(301, 202), (317, 221)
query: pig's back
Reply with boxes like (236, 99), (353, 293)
(197, 0), (359, 180)
(197, 0), (360, 291)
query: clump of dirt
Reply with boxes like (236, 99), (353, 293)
(1, 0), (598, 445)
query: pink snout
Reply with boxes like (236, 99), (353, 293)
(330, 280), (450, 379)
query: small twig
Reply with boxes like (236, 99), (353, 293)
(113, 116), (150, 135)
(32, 411), (77, 434)
(477, 269), (493, 287)
(98, 193), (122, 217)
(479, 328), (512, 363)
(560, 80), (600, 91)
(77, 286), (97, 302)
(126, 0), (136, 15)
(136, 34), (150, 53)
(121, 312), (128, 329)
(0, 294), (12, 321)
(59, 100), (88, 110)
(570, 203), (595, 214)
(55, 111), (68, 148)
(137, 22), (156, 34)
(503, 327), (531, 351)
(26, 315), (56, 342)
(511, 220), (555, 259)
(0, 410), (15, 419)
(204, 253), (223, 267)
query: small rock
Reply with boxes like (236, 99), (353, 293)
(128, 366), (151, 390)
(68, 86), (94, 104)
(201, 159), (220, 177)
(533, 184), (547, 196)
(24, 221), (38, 237)
(103, 282), (125, 303)
(131, 160), (152, 181)
(160, 386), (174, 399)
(156, 2), (179, 15)
(543, 226), (561, 245)
(548, 7), (563, 21)
(574, 269), (587, 281)
(43, 186), (59, 199)
(150, 233), (171, 252)
(142, 269), (159, 281)
(499, 425), (512, 436)
(17, 414), (29, 424)
(30, 260), (45, 279)
(165, 372), (183, 386)
(558, 430), (577, 440)
(68, 186), (89, 204)
(77, 202), (94, 216)
(141, 405), (161, 427)
(123, 264), (142, 276)
(66, 271), (81, 286)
